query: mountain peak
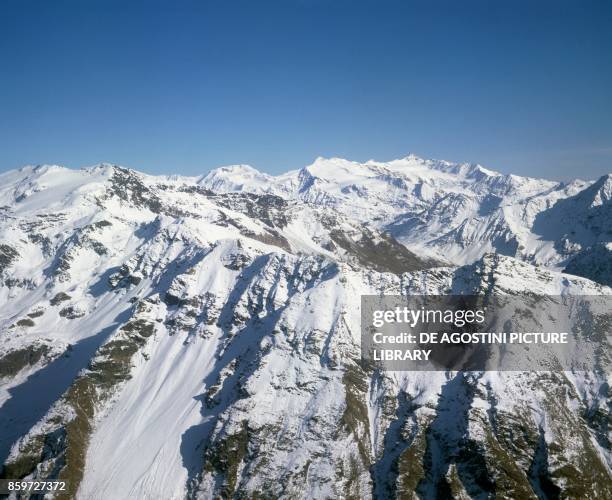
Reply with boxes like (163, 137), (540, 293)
(214, 164), (261, 174)
(198, 164), (273, 193)
(589, 172), (612, 206)
(302, 157), (375, 183)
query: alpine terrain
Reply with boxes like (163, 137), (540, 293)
(0, 156), (610, 499)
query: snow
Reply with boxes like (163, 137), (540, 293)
(198, 154), (609, 270)
(0, 157), (610, 498)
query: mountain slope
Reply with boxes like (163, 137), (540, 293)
(200, 155), (610, 279)
(0, 162), (610, 499)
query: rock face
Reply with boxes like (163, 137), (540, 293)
(0, 160), (610, 499)
(564, 242), (612, 288)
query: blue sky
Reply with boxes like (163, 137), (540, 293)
(1, 0), (611, 180)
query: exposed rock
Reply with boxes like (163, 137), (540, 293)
(50, 292), (72, 305)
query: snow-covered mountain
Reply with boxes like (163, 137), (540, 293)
(0, 159), (610, 499)
(200, 155), (611, 280)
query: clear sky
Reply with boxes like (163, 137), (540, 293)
(1, 0), (611, 181)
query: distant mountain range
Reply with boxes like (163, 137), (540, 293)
(0, 156), (610, 498)
(201, 155), (612, 285)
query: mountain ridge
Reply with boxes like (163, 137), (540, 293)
(0, 157), (610, 498)
(2, 154), (609, 282)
